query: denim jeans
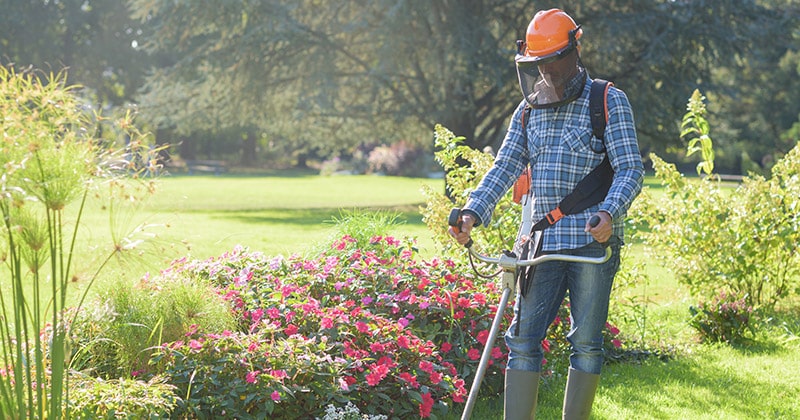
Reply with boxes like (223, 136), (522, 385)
(504, 236), (622, 375)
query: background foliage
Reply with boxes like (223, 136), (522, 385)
(1, 0), (797, 172)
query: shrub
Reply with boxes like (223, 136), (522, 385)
(367, 141), (427, 177)
(689, 291), (754, 344)
(421, 124), (524, 258)
(629, 92), (800, 311)
(67, 375), (177, 419)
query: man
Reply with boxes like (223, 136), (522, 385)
(451, 9), (644, 420)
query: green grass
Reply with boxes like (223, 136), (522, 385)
(7, 172), (800, 418)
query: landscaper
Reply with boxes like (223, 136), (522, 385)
(450, 9), (644, 420)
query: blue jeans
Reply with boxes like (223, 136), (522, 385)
(504, 237), (622, 375)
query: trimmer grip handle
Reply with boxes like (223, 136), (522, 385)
(588, 214), (609, 248)
(448, 208), (474, 249)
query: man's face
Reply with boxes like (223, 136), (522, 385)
(537, 50), (578, 88)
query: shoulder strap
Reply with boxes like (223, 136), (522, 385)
(589, 78), (612, 143)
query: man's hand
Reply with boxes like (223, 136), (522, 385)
(585, 211), (612, 243)
(449, 213), (477, 247)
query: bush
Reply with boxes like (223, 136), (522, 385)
(67, 375), (177, 419)
(689, 291), (754, 344)
(367, 141), (428, 177)
(629, 93), (800, 311)
(421, 124), (523, 258)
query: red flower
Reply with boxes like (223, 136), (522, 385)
(419, 360), (435, 374)
(430, 371), (443, 384)
(399, 371), (420, 389)
(440, 342), (452, 353)
(491, 346), (504, 359)
(419, 392), (434, 418)
(476, 329), (489, 345)
(467, 348), (481, 360)
(366, 363), (389, 386)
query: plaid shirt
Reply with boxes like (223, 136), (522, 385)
(464, 76), (644, 252)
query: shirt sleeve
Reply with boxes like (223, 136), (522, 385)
(464, 101), (530, 227)
(600, 87), (644, 220)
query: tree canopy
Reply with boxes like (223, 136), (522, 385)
(2, 0), (798, 172)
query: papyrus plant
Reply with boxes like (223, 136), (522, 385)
(0, 65), (161, 418)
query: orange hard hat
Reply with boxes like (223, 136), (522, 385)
(523, 9), (582, 60)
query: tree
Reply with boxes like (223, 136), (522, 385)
(128, 0), (797, 167)
(0, 0), (150, 108)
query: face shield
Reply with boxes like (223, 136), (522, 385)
(515, 26), (584, 109)
(515, 48), (584, 109)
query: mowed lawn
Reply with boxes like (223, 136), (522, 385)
(68, 171), (444, 293)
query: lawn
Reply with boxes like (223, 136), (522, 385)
(9, 171), (800, 418)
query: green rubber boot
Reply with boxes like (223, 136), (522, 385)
(504, 369), (540, 420)
(562, 367), (600, 420)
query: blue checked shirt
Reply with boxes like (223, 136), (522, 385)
(464, 76), (644, 252)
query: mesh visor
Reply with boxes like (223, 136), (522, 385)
(515, 47), (582, 109)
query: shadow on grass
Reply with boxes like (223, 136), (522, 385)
(203, 205), (427, 227)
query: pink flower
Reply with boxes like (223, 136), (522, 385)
(370, 342), (385, 353)
(284, 324), (298, 335)
(419, 392), (434, 418)
(270, 369), (288, 380)
(321, 317), (334, 329)
(612, 339), (622, 349)
(271, 390), (281, 401)
(440, 342), (452, 353)
(246, 370), (259, 384)
(541, 339), (551, 353)
(605, 322), (621, 336)
(188, 339), (203, 351)
(355, 321), (370, 333)
(397, 335), (411, 349)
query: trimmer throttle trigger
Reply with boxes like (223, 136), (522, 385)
(448, 208), (474, 248)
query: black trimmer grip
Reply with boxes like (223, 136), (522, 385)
(448, 208), (474, 248)
(588, 214), (609, 248)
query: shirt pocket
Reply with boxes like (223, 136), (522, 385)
(560, 124), (594, 153)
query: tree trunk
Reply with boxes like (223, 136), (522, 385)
(240, 130), (257, 166)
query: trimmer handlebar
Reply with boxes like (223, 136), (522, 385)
(448, 208), (611, 266)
